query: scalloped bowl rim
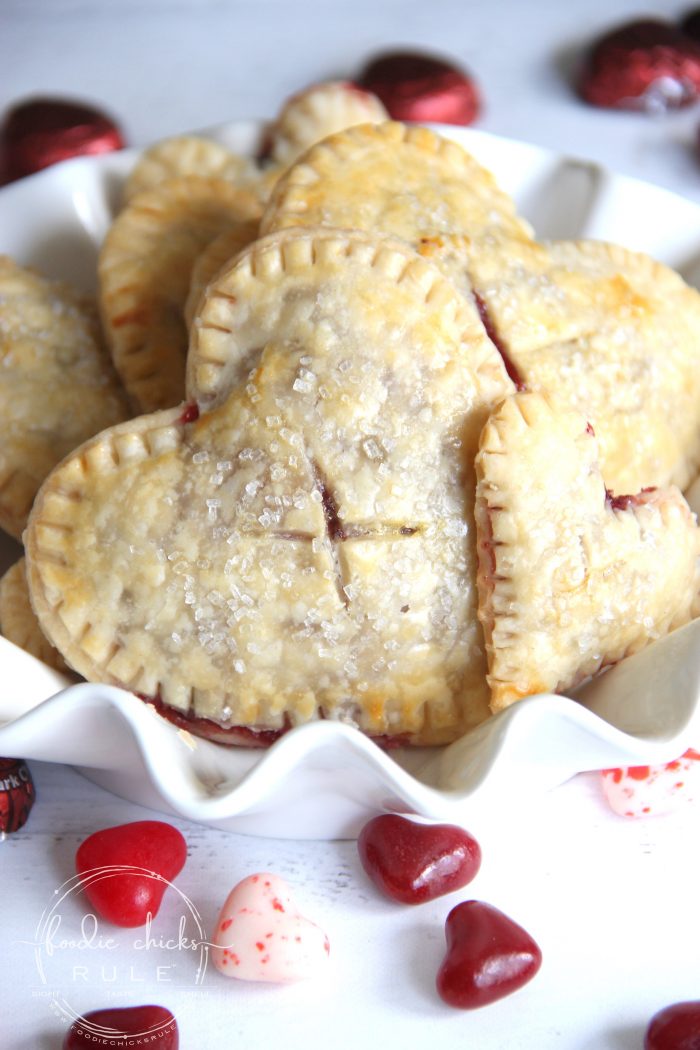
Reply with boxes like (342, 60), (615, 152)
(0, 121), (699, 838)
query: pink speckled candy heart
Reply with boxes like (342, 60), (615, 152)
(601, 748), (700, 817)
(212, 873), (330, 983)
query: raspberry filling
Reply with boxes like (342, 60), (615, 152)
(605, 485), (657, 511)
(473, 292), (526, 391)
(141, 693), (409, 749)
(178, 401), (200, 425)
(142, 692), (287, 747)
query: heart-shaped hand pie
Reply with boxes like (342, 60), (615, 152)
(26, 228), (513, 745)
(0, 557), (68, 672)
(263, 124), (700, 494)
(0, 255), (130, 539)
(261, 122), (532, 275)
(475, 392), (700, 710)
(122, 135), (256, 204)
(265, 80), (388, 167)
(184, 222), (260, 330)
(212, 873), (330, 982)
(469, 238), (700, 493)
(99, 175), (261, 414)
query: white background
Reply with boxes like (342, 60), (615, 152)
(2, 2), (700, 1048)
(4, 0), (700, 202)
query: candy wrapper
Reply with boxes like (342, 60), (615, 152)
(578, 19), (700, 112)
(0, 97), (124, 183)
(358, 50), (481, 125)
(0, 758), (35, 833)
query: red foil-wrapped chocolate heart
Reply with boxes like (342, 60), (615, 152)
(680, 9), (700, 44)
(0, 758), (35, 833)
(357, 51), (481, 125)
(0, 97), (125, 183)
(578, 19), (700, 112)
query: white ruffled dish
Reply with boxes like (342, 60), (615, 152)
(1, 122), (699, 839)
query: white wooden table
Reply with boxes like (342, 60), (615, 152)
(4, 761), (700, 1050)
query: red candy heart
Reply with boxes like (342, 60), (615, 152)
(0, 96), (124, 184)
(63, 1005), (178, 1049)
(578, 19), (700, 112)
(357, 51), (481, 125)
(0, 757), (35, 833)
(357, 814), (481, 904)
(436, 900), (542, 1009)
(645, 1001), (700, 1050)
(75, 821), (187, 927)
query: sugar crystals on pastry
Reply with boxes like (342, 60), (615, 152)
(0, 557), (69, 673)
(471, 239), (700, 494)
(0, 255), (130, 539)
(26, 228), (514, 746)
(99, 175), (261, 413)
(474, 391), (700, 711)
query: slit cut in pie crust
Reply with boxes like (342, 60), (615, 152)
(474, 392), (700, 711)
(26, 228), (514, 746)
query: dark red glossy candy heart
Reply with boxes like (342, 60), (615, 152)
(578, 19), (700, 112)
(0, 758), (35, 833)
(357, 51), (481, 125)
(436, 900), (542, 1009)
(357, 814), (481, 904)
(63, 1005), (178, 1049)
(645, 1001), (700, 1050)
(75, 821), (187, 927)
(1, 96), (124, 183)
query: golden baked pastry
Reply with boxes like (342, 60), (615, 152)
(184, 221), (260, 329)
(129, 120), (698, 491)
(265, 81), (389, 167)
(475, 392), (700, 711)
(26, 228), (514, 745)
(261, 121), (532, 263)
(0, 256), (130, 539)
(99, 175), (261, 413)
(262, 122), (700, 493)
(0, 557), (69, 673)
(123, 135), (258, 203)
(18, 117), (700, 750)
(473, 239), (700, 493)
